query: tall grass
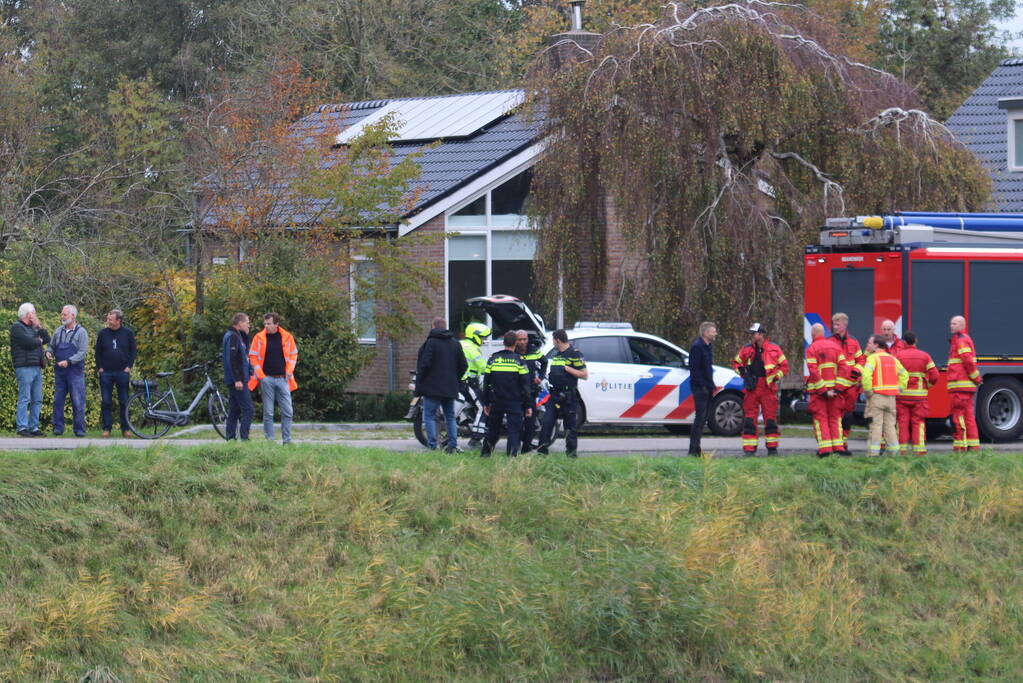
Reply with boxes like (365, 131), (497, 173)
(0, 444), (1021, 680)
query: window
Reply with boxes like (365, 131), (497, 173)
(832, 268), (874, 345)
(626, 337), (685, 368)
(910, 261), (963, 361)
(491, 170), (531, 227)
(1010, 115), (1023, 172)
(351, 259), (376, 343)
(449, 196), (486, 227)
(448, 235), (487, 331)
(969, 262), (1023, 356)
(571, 336), (628, 363)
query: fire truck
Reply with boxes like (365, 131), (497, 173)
(804, 212), (1023, 442)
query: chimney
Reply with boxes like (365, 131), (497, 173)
(547, 0), (600, 70)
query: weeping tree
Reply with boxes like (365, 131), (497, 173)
(526, 1), (991, 356)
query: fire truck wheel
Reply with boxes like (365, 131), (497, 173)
(708, 391), (744, 437)
(976, 377), (1023, 442)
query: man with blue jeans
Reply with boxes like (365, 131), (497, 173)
(47, 305), (89, 437)
(247, 312), (298, 444)
(222, 313), (253, 441)
(10, 303), (50, 437)
(95, 309), (137, 437)
(415, 317), (468, 452)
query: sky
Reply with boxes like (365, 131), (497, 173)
(997, 10), (1023, 52)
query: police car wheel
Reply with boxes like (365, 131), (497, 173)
(708, 392), (744, 437)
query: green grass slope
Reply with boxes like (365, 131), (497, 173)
(0, 445), (1021, 681)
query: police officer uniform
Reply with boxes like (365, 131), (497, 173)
(480, 347), (531, 457)
(537, 344), (586, 457)
(520, 339), (547, 453)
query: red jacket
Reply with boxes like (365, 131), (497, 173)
(732, 341), (789, 387)
(805, 337), (849, 395)
(830, 332), (864, 390)
(883, 336), (906, 356)
(895, 346), (939, 400)
(947, 331), (981, 393)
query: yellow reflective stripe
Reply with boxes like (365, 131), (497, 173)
(777, 354), (787, 363)
(948, 358), (962, 364)
(947, 380), (977, 389)
(819, 362), (837, 369)
(957, 346), (972, 354)
(968, 371), (981, 379)
(835, 378), (853, 387)
(925, 361), (935, 370)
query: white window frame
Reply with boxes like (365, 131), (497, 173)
(444, 166), (540, 331)
(1009, 112), (1023, 172)
(350, 256), (376, 345)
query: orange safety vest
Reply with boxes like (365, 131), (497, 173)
(247, 327), (299, 391)
(861, 350), (907, 396)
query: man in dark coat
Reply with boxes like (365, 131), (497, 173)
(688, 321), (718, 456)
(415, 317), (468, 452)
(10, 302), (50, 436)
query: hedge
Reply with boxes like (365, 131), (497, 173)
(0, 310), (104, 431)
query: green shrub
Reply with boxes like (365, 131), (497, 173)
(189, 242), (369, 420)
(0, 310), (104, 431)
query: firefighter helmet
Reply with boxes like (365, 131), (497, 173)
(464, 322), (491, 346)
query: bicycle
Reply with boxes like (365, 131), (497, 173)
(125, 361), (229, 440)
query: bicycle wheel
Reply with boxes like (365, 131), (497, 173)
(126, 392), (173, 439)
(208, 390), (229, 440)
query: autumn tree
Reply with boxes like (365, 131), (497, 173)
(526, 1), (992, 358)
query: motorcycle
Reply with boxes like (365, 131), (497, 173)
(406, 372), (555, 449)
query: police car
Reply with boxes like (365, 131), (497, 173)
(464, 296), (746, 436)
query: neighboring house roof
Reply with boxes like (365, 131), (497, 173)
(203, 89), (544, 231)
(946, 59), (1023, 211)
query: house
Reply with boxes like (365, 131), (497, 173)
(198, 7), (608, 394)
(946, 58), (1023, 211)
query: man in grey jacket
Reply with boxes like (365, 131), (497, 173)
(47, 305), (89, 437)
(10, 302), (50, 436)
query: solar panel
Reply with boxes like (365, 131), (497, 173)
(335, 91), (524, 144)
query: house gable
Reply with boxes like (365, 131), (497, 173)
(947, 59), (1023, 211)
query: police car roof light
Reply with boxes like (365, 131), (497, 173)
(573, 321), (634, 329)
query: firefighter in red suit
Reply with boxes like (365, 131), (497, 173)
(732, 323), (789, 456)
(947, 315), (982, 452)
(806, 322), (850, 457)
(830, 312), (864, 454)
(880, 319), (906, 355)
(894, 330), (939, 455)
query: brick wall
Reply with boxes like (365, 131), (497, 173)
(347, 215), (446, 394)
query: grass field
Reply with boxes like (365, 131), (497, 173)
(0, 443), (1020, 681)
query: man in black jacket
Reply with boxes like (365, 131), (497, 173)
(415, 317), (468, 452)
(480, 331), (532, 457)
(94, 309), (137, 437)
(10, 303), (50, 436)
(688, 321), (718, 456)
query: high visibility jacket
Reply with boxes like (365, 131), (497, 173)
(884, 336), (906, 356)
(830, 332), (865, 389)
(247, 327), (299, 391)
(461, 339), (487, 379)
(861, 350), (908, 396)
(732, 340), (789, 386)
(895, 346), (939, 400)
(947, 331), (981, 392)
(805, 337), (849, 394)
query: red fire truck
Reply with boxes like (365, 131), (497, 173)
(804, 212), (1023, 442)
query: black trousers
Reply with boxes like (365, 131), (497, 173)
(689, 386), (711, 454)
(521, 392), (540, 450)
(538, 389), (579, 455)
(481, 402), (524, 456)
(226, 385), (253, 440)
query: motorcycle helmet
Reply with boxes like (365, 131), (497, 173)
(465, 322), (491, 346)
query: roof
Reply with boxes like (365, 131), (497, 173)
(202, 89), (543, 229)
(946, 59), (1023, 211)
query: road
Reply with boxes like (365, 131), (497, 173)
(0, 430), (1018, 457)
